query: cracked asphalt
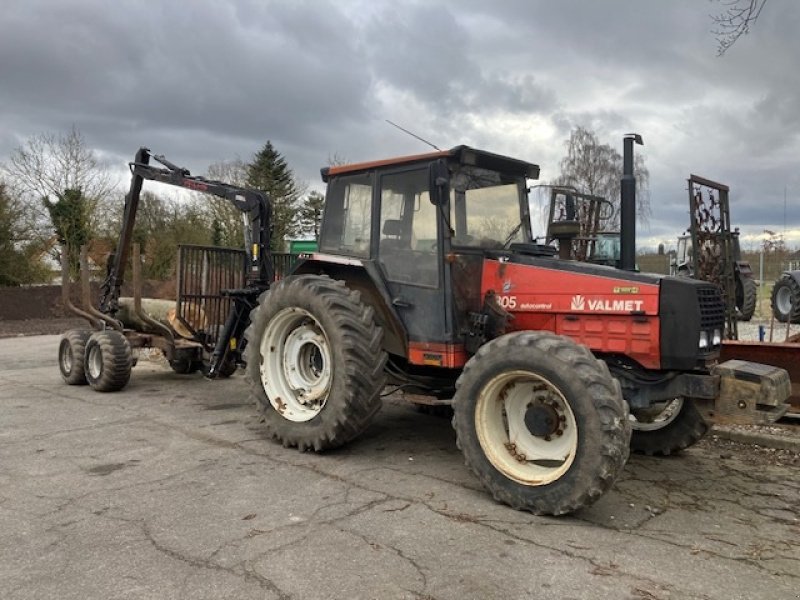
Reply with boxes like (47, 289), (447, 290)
(1, 335), (798, 600)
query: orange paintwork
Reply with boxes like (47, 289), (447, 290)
(326, 150), (450, 177)
(481, 259), (662, 369)
(408, 341), (468, 369)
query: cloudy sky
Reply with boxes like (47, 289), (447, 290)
(1, 0), (798, 250)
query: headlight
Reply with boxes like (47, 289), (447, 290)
(712, 329), (722, 346)
(699, 331), (708, 349)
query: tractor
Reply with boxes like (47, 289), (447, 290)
(241, 136), (788, 514)
(58, 137), (789, 515)
(671, 230), (757, 322)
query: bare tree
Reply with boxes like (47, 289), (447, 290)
(556, 127), (650, 229)
(1, 126), (115, 247)
(204, 157), (250, 248)
(711, 0), (768, 55)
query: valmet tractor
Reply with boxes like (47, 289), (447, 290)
(59, 137), (790, 515)
(242, 135), (788, 514)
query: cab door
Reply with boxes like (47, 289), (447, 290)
(376, 167), (451, 359)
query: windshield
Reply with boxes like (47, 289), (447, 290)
(449, 166), (528, 248)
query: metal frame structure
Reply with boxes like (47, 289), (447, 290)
(687, 174), (738, 339)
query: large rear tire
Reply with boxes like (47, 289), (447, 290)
(771, 275), (800, 324)
(243, 275), (386, 451)
(736, 276), (757, 322)
(84, 330), (133, 392)
(452, 332), (630, 515)
(629, 398), (708, 456)
(58, 329), (92, 385)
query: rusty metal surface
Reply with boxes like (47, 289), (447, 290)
(59, 244), (101, 329)
(687, 175), (737, 339)
(721, 340), (800, 413)
(176, 245), (246, 350)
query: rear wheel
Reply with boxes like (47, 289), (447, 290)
(736, 276), (757, 321)
(244, 275), (386, 451)
(629, 398), (708, 456)
(58, 329), (91, 385)
(452, 332), (630, 515)
(84, 330), (133, 392)
(771, 276), (800, 324)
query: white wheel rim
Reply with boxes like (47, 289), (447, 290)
(630, 397), (683, 431)
(87, 344), (103, 379)
(475, 370), (578, 486)
(259, 307), (332, 423)
(60, 343), (73, 373)
(776, 286), (792, 314)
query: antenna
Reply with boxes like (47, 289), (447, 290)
(385, 119), (441, 151)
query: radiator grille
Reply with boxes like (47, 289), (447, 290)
(697, 284), (725, 331)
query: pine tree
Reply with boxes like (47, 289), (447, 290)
(246, 141), (300, 251)
(298, 190), (325, 240)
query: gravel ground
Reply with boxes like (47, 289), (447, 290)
(737, 318), (800, 342)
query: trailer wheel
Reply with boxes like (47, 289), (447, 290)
(84, 330), (133, 392)
(736, 276), (757, 322)
(58, 329), (92, 385)
(451, 332), (630, 515)
(629, 398), (708, 456)
(771, 275), (800, 324)
(244, 275), (386, 451)
(169, 357), (199, 375)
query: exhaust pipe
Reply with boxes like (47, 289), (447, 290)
(620, 133), (643, 271)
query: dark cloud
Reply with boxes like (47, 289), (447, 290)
(1, 0), (798, 246)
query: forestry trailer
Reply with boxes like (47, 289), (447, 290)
(58, 136), (790, 515)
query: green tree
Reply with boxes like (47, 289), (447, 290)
(556, 126), (650, 229)
(43, 188), (91, 279)
(246, 141), (301, 251)
(298, 190), (325, 240)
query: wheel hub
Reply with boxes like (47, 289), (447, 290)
(524, 402), (561, 438)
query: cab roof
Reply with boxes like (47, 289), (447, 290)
(320, 145), (540, 182)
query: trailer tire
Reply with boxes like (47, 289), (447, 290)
(169, 357), (199, 375)
(452, 332), (630, 515)
(58, 329), (92, 385)
(736, 276), (757, 322)
(771, 275), (800, 324)
(84, 330), (133, 392)
(630, 398), (708, 456)
(244, 275), (386, 451)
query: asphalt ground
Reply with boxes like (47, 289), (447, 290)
(1, 335), (798, 600)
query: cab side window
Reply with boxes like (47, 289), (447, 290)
(378, 169), (439, 287)
(319, 174), (373, 258)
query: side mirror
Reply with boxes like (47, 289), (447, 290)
(429, 159), (449, 206)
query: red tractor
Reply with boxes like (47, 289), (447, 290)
(242, 137), (788, 514)
(59, 138), (789, 515)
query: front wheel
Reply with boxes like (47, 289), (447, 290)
(452, 332), (630, 515)
(629, 398), (708, 456)
(243, 275), (386, 451)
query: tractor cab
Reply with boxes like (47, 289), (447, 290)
(307, 146), (540, 367)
